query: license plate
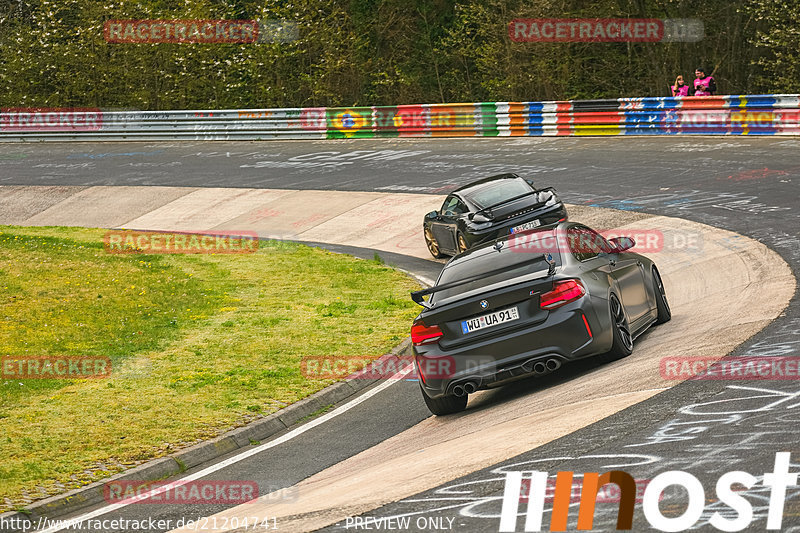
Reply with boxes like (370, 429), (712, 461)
(461, 306), (520, 334)
(510, 219), (541, 234)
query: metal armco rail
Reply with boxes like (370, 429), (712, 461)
(1, 94), (798, 141)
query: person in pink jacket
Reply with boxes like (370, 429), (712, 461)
(693, 67), (717, 96)
(671, 75), (690, 97)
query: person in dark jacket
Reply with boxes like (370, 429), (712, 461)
(693, 67), (717, 96)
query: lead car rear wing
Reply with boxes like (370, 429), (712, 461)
(473, 187), (559, 218)
(411, 253), (556, 309)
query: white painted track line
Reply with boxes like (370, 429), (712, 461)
(35, 365), (415, 533)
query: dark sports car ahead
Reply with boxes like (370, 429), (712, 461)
(410, 222), (671, 415)
(423, 173), (567, 258)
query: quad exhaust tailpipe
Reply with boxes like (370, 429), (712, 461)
(452, 381), (479, 397)
(450, 359), (563, 396)
(521, 358), (562, 376)
(546, 358), (561, 371)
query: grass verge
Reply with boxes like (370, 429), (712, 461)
(0, 226), (420, 510)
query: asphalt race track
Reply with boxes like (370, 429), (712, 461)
(1, 136), (799, 532)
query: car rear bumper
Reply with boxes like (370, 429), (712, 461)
(468, 204), (568, 246)
(415, 298), (608, 399)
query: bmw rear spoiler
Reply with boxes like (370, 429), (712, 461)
(411, 253), (556, 309)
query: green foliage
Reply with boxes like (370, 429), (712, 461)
(743, 0), (800, 93)
(0, 0), (789, 108)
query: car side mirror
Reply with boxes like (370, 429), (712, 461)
(425, 211), (438, 219)
(608, 236), (635, 253)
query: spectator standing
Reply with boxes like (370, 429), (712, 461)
(671, 75), (690, 97)
(693, 68), (717, 96)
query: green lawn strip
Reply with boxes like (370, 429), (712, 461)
(0, 227), (420, 510)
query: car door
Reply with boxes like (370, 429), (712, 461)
(431, 196), (465, 254)
(569, 226), (649, 323)
(603, 234), (650, 324)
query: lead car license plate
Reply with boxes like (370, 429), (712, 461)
(461, 307), (520, 334)
(510, 219), (541, 234)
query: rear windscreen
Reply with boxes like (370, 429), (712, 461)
(432, 237), (560, 303)
(465, 179), (532, 209)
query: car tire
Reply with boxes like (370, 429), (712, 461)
(424, 227), (444, 259)
(653, 267), (671, 324)
(599, 294), (633, 363)
(456, 233), (469, 254)
(420, 383), (468, 416)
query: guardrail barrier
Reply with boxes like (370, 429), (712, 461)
(1, 95), (799, 141)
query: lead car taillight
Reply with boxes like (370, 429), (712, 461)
(540, 279), (586, 310)
(411, 322), (443, 346)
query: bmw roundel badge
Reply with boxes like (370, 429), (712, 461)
(479, 300), (489, 309)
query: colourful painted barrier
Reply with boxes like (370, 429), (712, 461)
(1, 95), (799, 141)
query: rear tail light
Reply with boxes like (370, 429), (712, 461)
(411, 322), (443, 346)
(540, 279), (586, 310)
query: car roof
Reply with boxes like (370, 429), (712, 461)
(451, 173), (529, 197)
